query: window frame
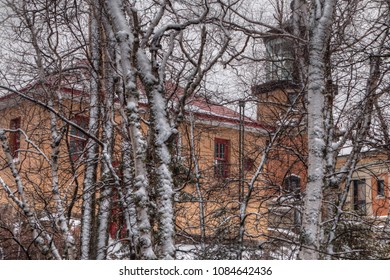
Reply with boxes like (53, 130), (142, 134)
(69, 115), (88, 161)
(214, 138), (230, 178)
(243, 157), (255, 172)
(287, 92), (298, 105)
(9, 117), (21, 159)
(352, 179), (367, 215)
(377, 178), (385, 197)
(282, 174), (301, 196)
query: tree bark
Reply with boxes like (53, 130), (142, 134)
(299, 0), (336, 260)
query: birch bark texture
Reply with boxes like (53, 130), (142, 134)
(298, 0), (336, 260)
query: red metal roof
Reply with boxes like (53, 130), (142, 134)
(0, 79), (270, 131)
(185, 96), (268, 130)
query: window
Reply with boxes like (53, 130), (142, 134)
(69, 116), (88, 160)
(377, 179), (385, 197)
(283, 175), (301, 196)
(214, 138), (229, 178)
(352, 179), (366, 215)
(109, 204), (127, 239)
(287, 92), (298, 104)
(9, 117), (21, 159)
(243, 157), (254, 171)
(265, 38), (294, 81)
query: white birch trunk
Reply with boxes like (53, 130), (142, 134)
(81, 8), (100, 258)
(121, 126), (140, 258)
(105, 0), (156, 259)
(299, 0), (336, 260)
(48, 102), (76, 260)
(138, 41), (176, 257)
(96, 91), (114, 260)
(148, 86), (176, 259)
(0, 130), (62, 260)
(94, 7), (111, 259)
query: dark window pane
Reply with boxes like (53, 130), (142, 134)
(377, 179), (385, 197)
(244, 157), (254, 171)
(69, 116), (88, 160)
(214, 139), (229, 178)
(352, 179), (366, 215)
(9, 117), (21, 159)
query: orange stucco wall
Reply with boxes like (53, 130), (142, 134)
(0, 94), (275, 243)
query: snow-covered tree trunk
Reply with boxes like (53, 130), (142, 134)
(121, 137), (140, 258)
(81, 5), (100, 259)
(298, 0), (336, 260)
(48, 103), (76, 260)
(0, 130), (62, 260)
(105, 0), (156, 259)
(91, 3), (117, 260)
(148, 94), (176, 260)
(137, 46), (176, 259)
(95, 71), (115, 259)
(103, 13), (140, 259)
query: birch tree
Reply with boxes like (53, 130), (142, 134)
(296, 0), (336, 260)
(1, 0), (388, 260)
(0, 0), (87, 259)
(217, 0), (389, 259)
(287, 0), (390, 259)
(0, 0), (241, 259)
(99, 0), (243, 259)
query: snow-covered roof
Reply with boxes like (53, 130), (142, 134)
(0, 77), (269, 132)
(338, 141), (378, 157)
(184, 96), (268, 130)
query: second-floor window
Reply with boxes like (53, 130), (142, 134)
(69, 116), (88, 160)
(9, 117), (21, 159)
(283, 174), (301, 196)
(352, 179), (366, 215)
(377, 179), (385, 197)
(243, 157), (255, 172)
(214, 138), (229, 178)
(287, 92), (298, 105)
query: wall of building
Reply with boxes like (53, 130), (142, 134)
(174, 119), (270, 243)
(0, 94), (276, 246)
(338, 152), (390, 217)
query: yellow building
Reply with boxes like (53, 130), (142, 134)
(0, 79), (273, 258)
(337, 150), (390, 218)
